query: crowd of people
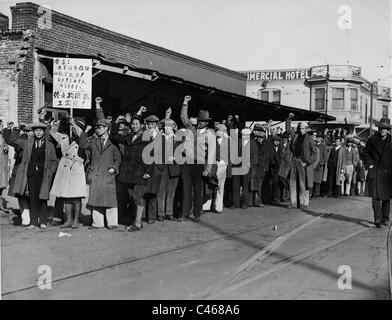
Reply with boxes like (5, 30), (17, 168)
(0, 95), (391, 231)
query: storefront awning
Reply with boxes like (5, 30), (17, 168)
(37, 50), (336, 123)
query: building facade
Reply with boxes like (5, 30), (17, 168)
(242, 65), (391, 132)
(0, 2), (246, 124)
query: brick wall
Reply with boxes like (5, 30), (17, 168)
(11, 2), (140, 67)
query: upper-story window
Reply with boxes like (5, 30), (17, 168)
(260, 91), (269, 102)
(350, 88), (358, 110)
(332, 88), (345, 110)
(382, 105), (389, 119)
(272, 90), (281, 104)
(314, 88), (325, 111)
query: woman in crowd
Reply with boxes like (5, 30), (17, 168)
(50, 117), (88, 229)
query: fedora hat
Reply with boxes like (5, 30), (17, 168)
(31, 122), (47, 130)
(252, 124), (266, 132)
(96, 119), (111, 128)
(196, 110), (211, 121)
(145, 115), (159, 123)
(375, 118), (391, 129)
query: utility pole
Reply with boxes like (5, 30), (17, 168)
(369, 81), (377, 136)
(324, 64), (330, 131)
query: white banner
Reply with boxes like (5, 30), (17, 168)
(52, 58), (92, 109)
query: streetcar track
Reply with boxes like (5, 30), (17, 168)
(1, 215), (307, 297)
(201, 213), (331, 298)
(206, 227), (369, 299)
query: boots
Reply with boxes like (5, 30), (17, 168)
(0, 196), (10, 213)
(60, 203), (73, 228)
(72, 199), (81, 229)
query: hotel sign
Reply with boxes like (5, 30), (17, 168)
(245, 69), (311, 82)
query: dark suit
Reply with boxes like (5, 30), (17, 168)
(363, 132), (392, 224)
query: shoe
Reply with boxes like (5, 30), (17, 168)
(177, 217), (185, 222)
(229, 206), (240, 209)
(157, 216), (164, 222)
(26, 225), (36, 230)
(147, 219), (155, 225)
(215, 211), (223, 214)
(194, 217), (200, 223)
(107, 226), (117, 230)
(287, 204), (296, 209)
(240, 204), (248, 209)
(127, 224), (142, 232)
(166, 216), (177, 221)
(375, 221), (382, 228)
(39, 224), (47, 229)
(382, 219), (390, 226)
(88, 226), (104, 230)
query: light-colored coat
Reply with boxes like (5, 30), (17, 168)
(50, 132), (87, 198)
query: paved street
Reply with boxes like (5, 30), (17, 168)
(1, 193), (390, 300)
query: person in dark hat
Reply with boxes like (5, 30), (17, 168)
(278, 131), (292, 202)
(313, 131), (329, 198)
(143, 114), (164, 224)
(363, 118), (392, 228)
(79, 106), (122, 230)
(7, 122), (60, 229)
(269, 134), (283, 204)
(179, 95), (216, 222)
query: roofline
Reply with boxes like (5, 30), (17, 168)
(11, 2), (245, 80)
(239, 68), (310, 73)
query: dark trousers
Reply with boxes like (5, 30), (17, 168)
(181, 164), (204, 218)
(223, 177), (233, 207)
(327, 167), (338, 197)
(27, 173), (48, 226)
(372, 199), (390, 223)
(232, 172), (250, 207)
(157, 167), (179, 217)
(270, 172), (281, 202)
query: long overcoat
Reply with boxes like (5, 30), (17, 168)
(363, 133), (392, 201)
(314, 143), (328, 184)
(50, 132), (87, 198)
(110, 124), (153, 186)
(80, 135), (121, 208)
(11, 136), (59, 200)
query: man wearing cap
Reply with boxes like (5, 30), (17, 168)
(250, 124), (272, 207)
(269, 134), (283, 204)
(9, 122), (59, 229)
(288, 122), (317, 209)
(157, 118), (180, 221)
(278, 131), (292, 203)
(231, 128), (257, 209)
(179, 95), (216, 222)
(363, 118), (392, 228)
(144, 114), (164, 224)
(313, 132), (329, 198)
(341, 136), (360, 196)
(80, 117), (121, 230)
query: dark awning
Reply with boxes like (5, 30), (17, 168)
(37, 49), (336, 123)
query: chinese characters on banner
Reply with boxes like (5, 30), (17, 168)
(53, 58), (92, 109)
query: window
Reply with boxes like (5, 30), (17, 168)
(365, 100), (368, 123)
(360, 96), (363, 119)
(350, 88), (358, 110)
(332, 88), (345, 110)
(272, 90), (281, 104)
(383, 105), (389, 119)
(314, 88), (325, 110)
(260, 91), (269, 102)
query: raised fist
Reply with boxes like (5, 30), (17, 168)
(140, 106), (147, 113)
(184, 96), (191, 103)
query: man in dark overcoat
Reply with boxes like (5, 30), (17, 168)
(363, 118), (392, 228)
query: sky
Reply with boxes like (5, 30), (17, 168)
(0, 0), (391, 86)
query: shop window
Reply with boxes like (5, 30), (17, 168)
(382, 105), (389, 119)
(272, 90), (281, 104)
(332, 88), (345, 110)
(260, 91), (269, 102)
(350, 88), (358, 110)
(314, 88), (325, 110)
